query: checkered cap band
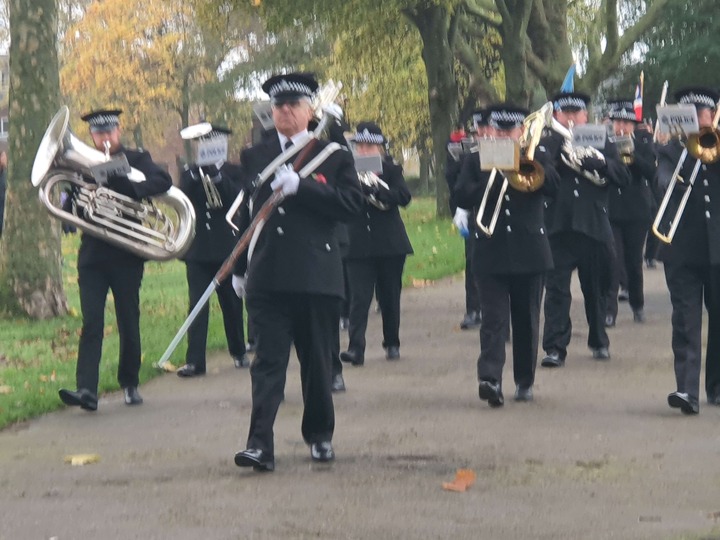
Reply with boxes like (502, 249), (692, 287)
(554, 96), (588, 111)
(678, 92), (717, 108)
(353, 129), (384, 145)
(267, 79), (314, 99)
(488, 110), (526, 129)
(87, 114), (119, 127)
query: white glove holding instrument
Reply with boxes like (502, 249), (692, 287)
(270, 164), (300, 196)
(453, 208), (470, 238)
(231, 275), (246, 299)
(323, 103), (344, 120)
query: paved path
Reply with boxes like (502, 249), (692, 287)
(1, 265), (719, 540)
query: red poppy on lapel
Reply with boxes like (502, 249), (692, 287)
(311, 173), (327, 184)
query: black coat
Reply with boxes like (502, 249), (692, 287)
(607, 132), (657, 223)
(541, 130), (631, 245)
(345, 157), (414, 259)
(235, 130), (364, 298)
(656, 139), (720, 266)
(179, 162), (243, 263)
(77, 147), (173, 267)
(454, 145), (558, 275)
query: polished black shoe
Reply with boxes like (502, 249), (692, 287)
(633, 309), (645, 323)
(331, 373), (346, 393)
(245, 341), (256, 353)
(234, 448), (275, 472)
(591, 347), (611, 360)
(339, 317), (349, 330)
(123, 386), (143, 406)
(604, 314), (616, 328)
(667, 392), (699, 415)
(541, 350), (564, 368)
(707, 394), (720, 406)
(385, 346), (400, 361)
(233, 354), (250, 368)
(310, 441), (335, 462)
(59, 388), (98, 411)
(340, 349), (364, 366)
(514, 386), (534, 402)
(176, 364), (205, 378)
(478, 380), (504, 407)
(618, 288), (629, 302)
(460, 311), (481, 330)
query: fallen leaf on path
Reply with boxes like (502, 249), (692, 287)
(64, 454), (101, 466)
(442, 468), (477, 492)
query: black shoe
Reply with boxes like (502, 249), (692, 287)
(340, 349), (364, 366)
(460, 312), (481, 330)
(707, 394), (720, 406)
(618, 288), (629, 301)
(604, 314), (616, 328)
(478, 380), (504, 408)
(645, 258), (657, 269)
(633, 309), (645, 323)
(245, 342), (256, 353)
(123, 386), (143, 406)
(514, 386), (534, 402)
(591, 347), (611, 360)
(59, 388), (98, 411)
(310, 441), (335, 462)
(340, 317), (349, 330)
(234, 448), (275, 472)
(233, 354), (250, 368)
(385, 346), (400, 360)
(667, 392), (699, 415)
(331, 373), (346, 393)
(541, 351), (564, 368)
(176, 364), (205, 378)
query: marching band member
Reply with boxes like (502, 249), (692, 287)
(340, 121), (413, 367)
(541, 92), (631, 367)
(58, 109), (172, 411)
(604, 99), (657, 327)
(231, 73), (363, 471)
(454, 103), (558, 406)
(658, 86), (720, 414)
(175, 124), (249, 378)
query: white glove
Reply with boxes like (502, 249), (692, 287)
(453, 208), (470, 238)
(270, 164), (300, 196)
(231, 275), (246, 299)
(323, 103), (344, 121)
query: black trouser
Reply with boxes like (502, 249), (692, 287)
(664, 261), (720, 401)
(185, 261), (245, 371)
(464, 235), (481, 315)
(245, 292), (338, 456)
(346, 255), (406, 355)
(76, 259), (144, 394)
(607, 221), (647, 317)
(645, 225), (661, 261)
(543, 232), (612, 358)
(477, 272), (544, 390)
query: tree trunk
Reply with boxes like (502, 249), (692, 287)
(497, 0), (534, 106)
(406, 5), (458, 218)
(0, 0), (67, 319)
(418, 149), (431, 195)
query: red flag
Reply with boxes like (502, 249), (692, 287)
(634, 72), (644, 121)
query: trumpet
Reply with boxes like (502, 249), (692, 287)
(358, 170), (390, 210)
(652, 103), (720, 243)
(549, 119), (608, 187)
(198, 166), (223, 209)
(476, 102), (552, 237)
(612, 132), (635, 165)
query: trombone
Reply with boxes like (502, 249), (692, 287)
(652, 102), (720, 243)
(476, 102), (553, 237)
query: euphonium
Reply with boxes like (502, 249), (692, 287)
(31, 106), (196, 261)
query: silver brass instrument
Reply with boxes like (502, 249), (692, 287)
(32, 106), (196, 261)
(358, 171), (390, 210)
(179, 122), (224, 210)
(476, 102), (553, 237)
(612, 132), (635, 165)
(224, 80), (344, 230)
(652, 103), (720, 244)
(550, 119), (608, 186)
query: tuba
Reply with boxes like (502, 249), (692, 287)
(32, 106), (196, 261)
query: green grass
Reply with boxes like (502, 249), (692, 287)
(0, 197), (463, 429)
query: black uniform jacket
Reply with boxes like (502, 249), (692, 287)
(77, 147), (173, 267)
(234, 130), (364, 298)
(179, 162), (242, 263)
(454, 146), (558, 275)
(608, 131), (657, 223)
(656, 139), (720, 266)
(345, 157), (414, 260)
(541, 130), (631, 245)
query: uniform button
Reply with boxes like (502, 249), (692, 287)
(504, 194), (510, 202)
(366, 212), (371, 218)
(540, 227), (545, 234)
(506, 225), (512, 232)
(706, 211), (711, 219)
(704, 179), (709, 187)
(205, 211), (211, 218)
(617, 188), (622, 194)
(575, 178), (579, 184)
(705, 195), (711, 203)
(278, 206), (286, 215)
(544, 201), (548, 208)
(573, 189), (579, 198)
(277, 227), (284, 235)
(325, 243), (331, 251)
(505, 209), (510, 216)
(367, 225), (371, 231)
(205, 223), (211, 230)
(702, 164), (708, 171)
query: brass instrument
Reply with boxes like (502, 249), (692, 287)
(476, 102), (553, 237)
(358, 170), (390, 210)
(179, 122), (224, 209)
(652, 102), (720, 244)
(550, 118), (608, 187)
(224, 80), (344, 230)
(32, 106), (196, 261)
(613, 132), (635, 165)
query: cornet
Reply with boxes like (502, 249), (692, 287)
(549, 119), (608, 187)
(179, 122), (224, 210)
(358, 171), (390, 210)
(32, 106), (196, 261)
